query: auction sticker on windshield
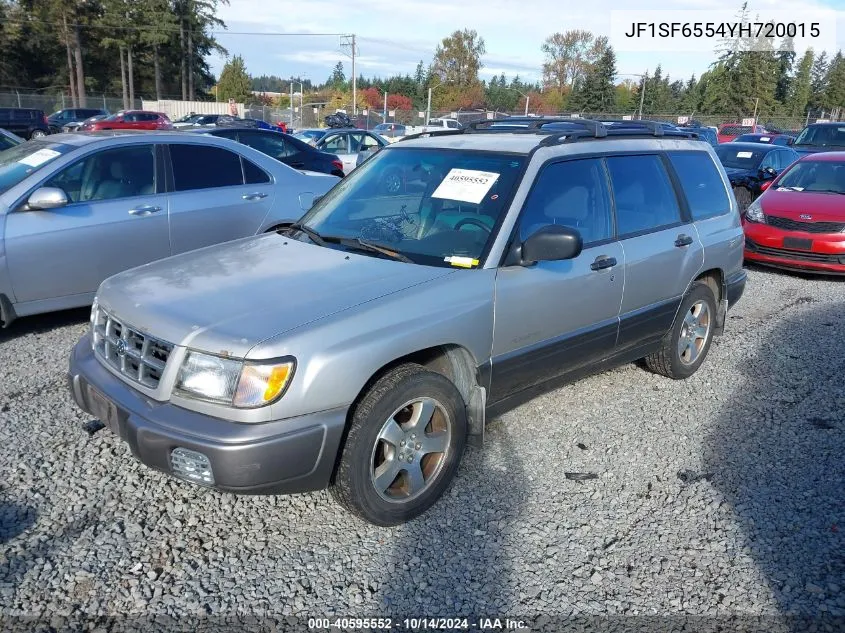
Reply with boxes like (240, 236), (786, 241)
(736, 151), (754, 158)
(432, 168), (500, 204)
(19, 148), (61, 167)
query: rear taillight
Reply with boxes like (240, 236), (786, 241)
(42, 115), (49, 126)
(332, 160), (343, 171)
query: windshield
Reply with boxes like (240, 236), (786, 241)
(715, 146), (765, 169)
(0, 141), (73, 195)
(794, 125), (845, 147)
(775, 160), (845, 193)
(176, 114), (200, 123)
(297, 147), (526, 267)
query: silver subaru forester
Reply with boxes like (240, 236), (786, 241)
(68, 119), (747, 526)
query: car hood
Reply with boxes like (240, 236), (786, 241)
(761, 189), (845, 221)
(793, 144), (845, 155)
(97, 235), (454, 358)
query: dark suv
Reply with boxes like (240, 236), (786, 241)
(47, 108), (109, 133)
(0, 108), (50, 139)
(792, 122), (845, 155)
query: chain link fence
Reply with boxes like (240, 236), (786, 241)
(0, 92), (141, 114)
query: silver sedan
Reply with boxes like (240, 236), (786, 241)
(0, 131), (339, 324)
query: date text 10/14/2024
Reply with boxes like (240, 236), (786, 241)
(308, 617), (529, 630)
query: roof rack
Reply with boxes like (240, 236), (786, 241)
(393, 116), (698, 147)
(395, 129), (466, 142)
(469, 117), (609, 138)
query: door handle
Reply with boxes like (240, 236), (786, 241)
(128, 205), (161, 216)
(290, 162), (305, 168)
(242, 192), (269, 201)
(590, 255), (617, 271)
(675, 234), (694, 247)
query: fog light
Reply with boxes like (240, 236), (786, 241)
(170, 448), (214, 486)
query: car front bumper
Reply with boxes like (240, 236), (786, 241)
(68, 333), (347, 495)
(743, 223), (845, 274)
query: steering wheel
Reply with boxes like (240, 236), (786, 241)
(454, 217), (493, 234)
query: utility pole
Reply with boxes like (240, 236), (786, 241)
(289, 79), (294, 129)
(383, 91), (387, 122)
(426, 87), (432, 125)
(524, 95), (530, 116)
(340, 34), (357, 116)
(638, 71), (647, 120)
(752, 97), (759, 125)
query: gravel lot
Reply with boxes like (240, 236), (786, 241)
(1, 266), (844, 632)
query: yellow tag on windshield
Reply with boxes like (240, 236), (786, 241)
(445, 256), (479, 268)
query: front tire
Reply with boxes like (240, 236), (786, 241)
(644, 282), (717, 380)
(331, 363), (467, 526)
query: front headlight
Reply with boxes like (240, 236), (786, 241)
(745, 198), (765, 223)
(175, 351), (295, 409)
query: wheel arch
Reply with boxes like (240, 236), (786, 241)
(330, 344), (485, 482)
(694, 268), (726, 334)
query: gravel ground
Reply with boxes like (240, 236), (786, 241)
(1, 265), (844, 632)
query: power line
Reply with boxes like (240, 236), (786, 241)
(0, 17), (348, 37)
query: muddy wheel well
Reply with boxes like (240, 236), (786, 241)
(355, 345), (479, 410)
(329, 345), (481, 483)
(695, 268), (723, 302)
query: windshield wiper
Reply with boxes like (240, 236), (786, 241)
(280, 222), (325, 245)
(322, 235), (414, 263)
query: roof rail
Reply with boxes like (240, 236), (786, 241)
(396, 129), (466, 142)
(469, 117), (609, 138)
(601, 119), (667, 136)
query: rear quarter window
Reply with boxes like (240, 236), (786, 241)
(667, 152), (730, 220)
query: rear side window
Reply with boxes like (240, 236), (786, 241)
(606, 155), (682, 236)
(169, 144), (244, 191)
(242, 158), (270, 184)
(667, 152), (729, 220)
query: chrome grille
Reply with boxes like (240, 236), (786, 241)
(765, 215), (845, 234)
(92, 306), (173, 389)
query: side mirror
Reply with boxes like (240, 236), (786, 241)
(761, 166), (777, 178)
(521, 225), (583, 265)
(27, 187), (68, 210)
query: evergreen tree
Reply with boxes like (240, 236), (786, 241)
(810, 51), (829, 109)
(774, 37), (795, 105)
(329, 61), (346, 89)
(787, 49), (813, 116)
(822, 51), (845, 114)
(216, 54), (251, 102)
(569, 46), (616, 112)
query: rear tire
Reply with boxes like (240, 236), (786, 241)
(331, 363), (467, 526)
(644, 282), (717, 380)
(29, 129), (46, 139)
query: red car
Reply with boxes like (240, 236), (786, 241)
(742, 152), (845, 274)
(718, 122), (768, 144)
(81, 110), (173, 131)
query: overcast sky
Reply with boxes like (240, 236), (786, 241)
(211, 0), (845, 85)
